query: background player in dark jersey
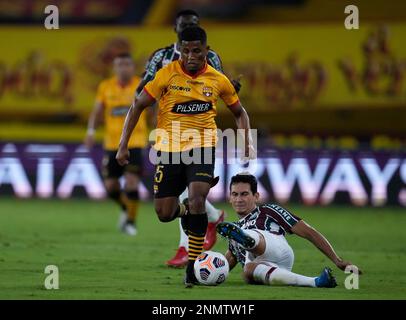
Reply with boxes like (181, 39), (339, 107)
(135, 9), (241, 95)
(217, 173), (362, 288)
(136, 9), (241, 268)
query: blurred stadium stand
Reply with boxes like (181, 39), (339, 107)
(0, 0), (404, 137)
(0, 0), (151, 24)
(2, 0), (406, 24)
(0, 0), (405, 203)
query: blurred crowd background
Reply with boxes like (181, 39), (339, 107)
(0, 0), (405, 205)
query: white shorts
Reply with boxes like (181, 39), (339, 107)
(245, 230), (294, 271)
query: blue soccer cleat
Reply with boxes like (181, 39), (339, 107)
(216, 222), (256, 249)
(315, 267), (337, 288)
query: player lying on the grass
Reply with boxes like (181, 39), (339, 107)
(84, 53), (148, 236)
(116, 26), (255, 287)
(135, 9), (235, 268)
(217, 173), (362, 288)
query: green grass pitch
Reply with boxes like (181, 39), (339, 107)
(0, 198), (405, 300)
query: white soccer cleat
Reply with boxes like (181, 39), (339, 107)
(117, 211), (137, 236)
(117, 211), (127, 230)
(122, 223), (137, 236)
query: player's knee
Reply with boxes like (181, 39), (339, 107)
(155, 204), (175, 223)
(243, 263), (257, 284)
(188, 195), (206, 214)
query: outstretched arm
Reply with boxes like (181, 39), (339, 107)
(227, 101), (256, 161)
(291, 220), (361, 273)
(116, 90), (155, 165)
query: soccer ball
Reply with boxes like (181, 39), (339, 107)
(194, 251), (229, 286)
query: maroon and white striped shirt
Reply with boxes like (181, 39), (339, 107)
(237, 204), (301, 235)
(229, 203), (301, 265)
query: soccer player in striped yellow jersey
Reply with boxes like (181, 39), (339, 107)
(139, 9), (239, 268)
(116, 27), (255, 287)
(84, 53), (148, 236)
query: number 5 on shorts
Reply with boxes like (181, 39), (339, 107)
(155, 165), (164, 183)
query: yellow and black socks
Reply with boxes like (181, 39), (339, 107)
(185, 213), (208, 282)
(186, 213), (208, 272)
(125, 190), (139, 224)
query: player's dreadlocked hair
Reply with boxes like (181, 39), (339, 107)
(176, 9), (199, 20)
(230, 173), (258, 194)
(179, 26), (207, 45)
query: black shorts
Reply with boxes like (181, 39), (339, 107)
(102, 148), (143, 179)
(153, 147), (215, 198)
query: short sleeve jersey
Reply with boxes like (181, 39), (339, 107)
(95, 76), (148, 150)
(229, 204), (301, 266)
(143, 60), (239, 152)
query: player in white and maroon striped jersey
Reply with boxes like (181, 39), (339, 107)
(217, 173), (362, 288)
